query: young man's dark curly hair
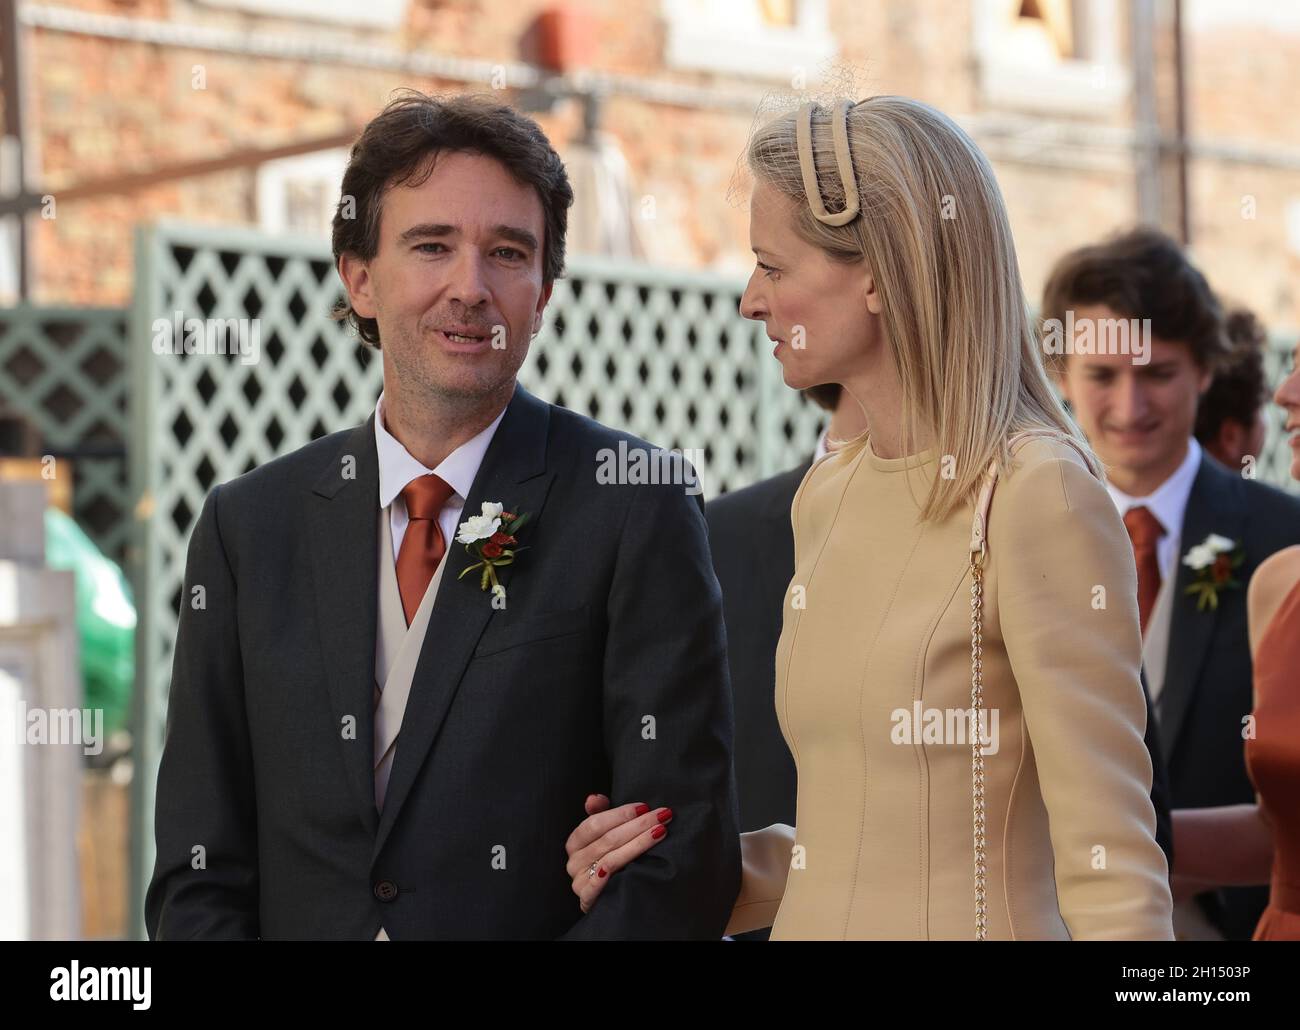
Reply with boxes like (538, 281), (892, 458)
(1194, 305), (1270, 451)
(1040, 226), (1230, 376)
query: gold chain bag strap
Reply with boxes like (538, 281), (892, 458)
(966, 430), (1093, 940)
(968, 462), (996, 941)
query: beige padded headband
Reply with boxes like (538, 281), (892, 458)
(795, 100), (860, 227)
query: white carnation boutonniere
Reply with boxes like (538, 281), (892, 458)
(455, 501), (531, 603)
(1181, 533), (1244, 612)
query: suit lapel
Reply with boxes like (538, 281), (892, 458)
(307, 415), (383, 838)
(373, 382), (556, 857)
(1158, 456), (1245, 757)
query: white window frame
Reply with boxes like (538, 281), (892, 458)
(198, 0), (407, 30)
(255, 149), (351, 240)
(973, 0), (1129, 116)
(1286, 197), (1300, 259)
(0, 218), (17, 306)
(0, 136), (21, 304)
(662, 0), (837, 81)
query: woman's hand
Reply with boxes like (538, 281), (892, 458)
(565, 793), (674, 913)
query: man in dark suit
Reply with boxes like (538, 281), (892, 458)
(145, 93), (740, 940)
(708, 382), (1176, 939)
(1044, 227), (1300, 939)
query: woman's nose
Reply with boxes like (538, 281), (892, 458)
(739, 275), (766, 321)
(1274, 358), (1300, 412)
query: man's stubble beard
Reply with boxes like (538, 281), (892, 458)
(386, 317), (527, 414)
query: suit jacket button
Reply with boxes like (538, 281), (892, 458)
(374, 879), (398, 902)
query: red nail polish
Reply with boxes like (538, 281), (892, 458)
(634, 803), (649, 817)
(597, 867), (607, 878)
(658, 808), (673, 823)
(651, 826), (667, 839)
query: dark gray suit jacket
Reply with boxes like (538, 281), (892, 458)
(146, 382), (741, 939)
(1156, 452), (1300, 939)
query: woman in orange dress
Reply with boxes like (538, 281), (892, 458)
(1166, 336), (1300, 940)
(1243, 334), (1300, 939)
(1247, 543), (1300, 940)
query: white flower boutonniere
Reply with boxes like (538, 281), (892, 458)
(1181, 533), (1244, 611)
(455, 501), (531, 602)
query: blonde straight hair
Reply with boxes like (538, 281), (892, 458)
(746, 96), (1100, 522)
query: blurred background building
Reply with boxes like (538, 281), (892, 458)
(0, 0), (1297, 939)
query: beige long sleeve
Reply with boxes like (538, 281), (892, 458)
(990, 448), (1175, 940)
(724, 823), (796, 936)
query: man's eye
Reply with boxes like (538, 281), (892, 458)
(494, 247), (525, 260)
(415, 243), (446, 254)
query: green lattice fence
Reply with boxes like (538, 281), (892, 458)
(0, 304), (131, 562)
(1260, 339), (1299, 487)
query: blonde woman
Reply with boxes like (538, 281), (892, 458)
(564, 96), (1174, 939)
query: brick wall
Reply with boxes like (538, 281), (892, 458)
(9, 0), (1299, 331)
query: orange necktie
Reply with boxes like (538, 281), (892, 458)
(1123, 505), (1165, 636)
(395, 474), (455, 626)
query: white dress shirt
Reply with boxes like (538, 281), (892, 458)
(1103, 436), (1203, 703)
(1104, 437), (1203, 588)
(813, 427), (830, 463)
(374, 392), (509, 562)
(371, 390), (506, 942)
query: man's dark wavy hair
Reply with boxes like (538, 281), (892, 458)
(1195, 305), (1270, 446)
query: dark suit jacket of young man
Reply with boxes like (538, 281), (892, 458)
(1155, 452), (1300, 939)
(146, 381), (741, 940)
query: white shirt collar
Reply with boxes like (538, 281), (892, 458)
(813, 428), (830, 463)
(374, 391), (508, 511)
(1105, 436), (1203, 537)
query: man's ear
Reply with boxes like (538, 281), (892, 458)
(338, 253), (377, 319)
(1196, 364), (1214, 395)
(864, 271), (883, 316)
(1215, 417), (1245, 457)
(533, 280), (554, 334)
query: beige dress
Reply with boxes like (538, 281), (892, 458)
(726, 434), (1174, 940)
